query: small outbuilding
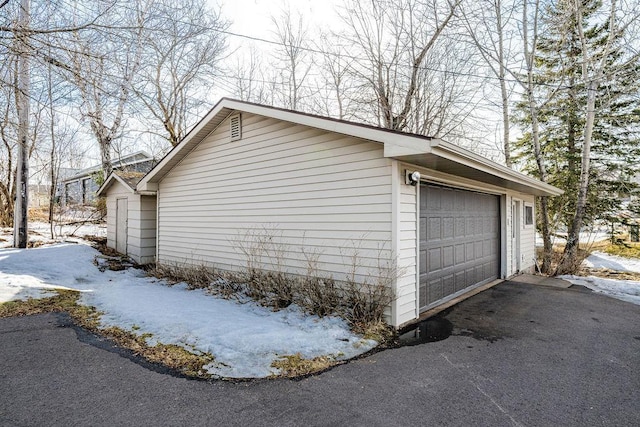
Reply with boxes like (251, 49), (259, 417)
(97, 171), (156, 265)
(100, 98), (562, 327)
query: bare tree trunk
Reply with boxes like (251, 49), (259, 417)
(555, 0), (618, 275)
(47, 60), (56, 238)
(498, 9), (511, 168)
(521, 0), (554, 273)
(13, 0), (29, 248)
(530, 95), (553, 274)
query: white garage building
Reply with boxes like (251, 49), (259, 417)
(98, 98), (561, 327)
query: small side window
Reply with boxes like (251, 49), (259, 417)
(524, 204), (534, 226)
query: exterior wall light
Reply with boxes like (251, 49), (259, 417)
(405, 170), (421, 186)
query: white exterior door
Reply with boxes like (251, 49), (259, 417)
(116, 198), (128, 255)
(511, 200), (521, 274)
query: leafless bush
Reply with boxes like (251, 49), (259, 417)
(151, 263), (217, 289)
(338, 240), (399, 324)
(150, 263), (247, 298)
(230, 226), (298, 309)
(297, 245), (341, 316)
(297, 276), (342, 317)
(152, 226), (400, 329)
(342, 280), (395, 325)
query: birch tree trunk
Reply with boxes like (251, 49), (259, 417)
(554, 0), (617, 274)
(522, 0), (554, 273)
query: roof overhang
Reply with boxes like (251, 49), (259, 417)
(386, 140), (562, 197)
(96, 173), (146, 196)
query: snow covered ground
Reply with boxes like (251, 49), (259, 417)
(2, 222), (638, 377)
(535, 229), (611, 248)
(0, 225), (375, 378)
(560, 251), (640, 306)
(1, 222), (106, 248)
(582, 251), (640, 273)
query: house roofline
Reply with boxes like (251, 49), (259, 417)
(136, 98), (562, 197)
(63, 151), (154, 183)
(96, 173), (136, 197)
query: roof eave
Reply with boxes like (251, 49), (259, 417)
(387, 141), (563, 197)
(96, 173), (136, 196)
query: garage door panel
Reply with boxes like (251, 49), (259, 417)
(455, 244), (465, 264)
(454, 192), (465, 210)
(443, 246), (454, 268)
(475, 241), (483, 257)
(428, 217), (441, 240)
(419, 250), (427, 274)
(443, 217), (454, 238)
(426, 187), (440, 210)
(428, 277), (442, 303)
(428, 248), (441, 271)
(455, 218), (465, 236)
(420, 184), (500, 310)
(466, 242), (475, 261)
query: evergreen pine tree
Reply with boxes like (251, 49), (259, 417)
(514, 0), (640, 265)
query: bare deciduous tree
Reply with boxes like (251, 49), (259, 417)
(66, 3), (149, 178)
(134, 0), (228, 147)
(271, 8), (314, 110)
(339, 0), (462, 132)
(462, 0), (519, 166)
(313, 32), (356, 120)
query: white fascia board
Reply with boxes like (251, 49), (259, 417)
(383, 139), (434, 157)
(431, 140), (563, 196)
(136, 181), (158, 192)
(225, 99), (437, 149)
(137, 102), (233, 190)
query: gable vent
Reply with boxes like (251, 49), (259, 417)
(230, 114), (242, 141)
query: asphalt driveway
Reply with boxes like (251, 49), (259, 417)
(1, 281), (639, 426)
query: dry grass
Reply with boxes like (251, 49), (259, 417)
(353, 319), (396, 344)
(28, 206), (50, 222)
(598, 242), (640, 259)
(270, 353), (337, 377)
(578, 268), (640, 281)
(0, 290), (100, 327)
(99, 326), (214, 377)
(0, 290), (215, 379)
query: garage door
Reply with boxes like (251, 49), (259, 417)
(419, 184), (500, 310)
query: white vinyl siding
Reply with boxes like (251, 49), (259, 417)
(105, 180), (156, 264)
(157, 112), (394, 284)
(396, 164), (419, 326)
(128, 195), (157, 264)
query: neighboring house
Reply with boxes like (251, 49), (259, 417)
(28, 184), (51, 208)
(98, 98), (562, 327)
(59, 151), (156, 207)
